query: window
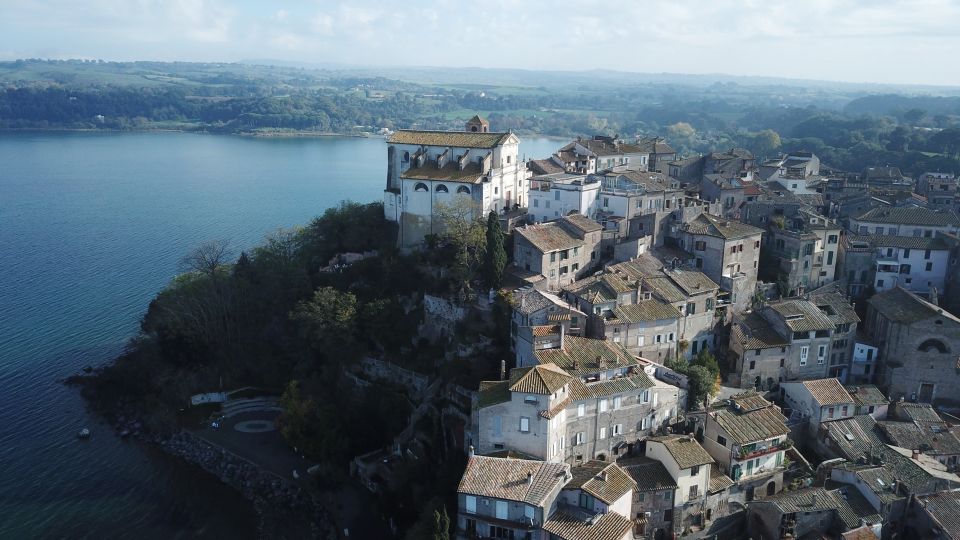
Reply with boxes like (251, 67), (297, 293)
(524, 505), (534, 521)
(599, 427), (606, 439)
(689, 485), (699, 498)
(524, 395), (538, 404)
(828, 407), (835, 419)
(755, 240), (761, 248)
(572, 263), (579, 272)
(603, 197), (609, 207)
(435, 184), (448, 193)
(641, 417), (649, 430)
(599, 399), (608, 413)
(800, 346), (809, 365)
(739, 244), (744, 252)
(414, 182), (428, 192)
(749, 360), (756, 370)
(717, 435), (727, 446)
(495, 500), (508, 520)
(457, 185), (471, 194)
(818, 345), (826, 364)
(613, 424), (623, 436)
(828, 235), (838, 244)
(641, 390), (650, 403)
(575, 432), (585, 445)
(877, 279), (884, 287)
(465, 495), (477, 514)
(656, 334), (662, 344)
(694, 241), (706, 251)
(493, 416), (502, 437)
(638, 335), (645, 346)
(613, 396), (622, 409)
(579, 493), (596, 512)
(519, 417), (530, 433)
(577, 403), (585, 417)
(638, 493), (645, 502)
(755, 349), (761, 356)
(668, 332), (675, 342)
(842, 405), (848, 416)
(687, 302), (696, 315)
(691, 465), (700, 475)
(533, 199), (539, 208)
(559, 266), (568, 275)
(926, 262), (933, 271)
(730, 246), (737, 255)
(780, 358), (785, 367)
(926, 249), (932, 260)
(706, 298), (714, 310)
(827, 251), (834, 265)
(550, 252), (556, 263)
(904, 249), (911, 258)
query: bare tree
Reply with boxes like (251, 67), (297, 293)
(179, 239), (233, 279)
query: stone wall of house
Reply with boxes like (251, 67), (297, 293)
(877, 315), (960, 406)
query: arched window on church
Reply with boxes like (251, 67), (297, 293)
(457, 186), (471, 195)
(435, 184), (449, 193)
(402, 151), (410, 163)
(414, 182), (428, 192)
(918, 339), (949, 353)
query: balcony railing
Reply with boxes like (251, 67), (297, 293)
(737, 440), (790, 460)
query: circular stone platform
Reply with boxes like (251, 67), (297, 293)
(234, 420), (276, 433)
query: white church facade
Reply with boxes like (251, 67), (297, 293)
(383, 116), (528, 248)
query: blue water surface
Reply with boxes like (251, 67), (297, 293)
(0, 131), (560, 537)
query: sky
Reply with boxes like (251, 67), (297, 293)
(1, 0), (959, 86)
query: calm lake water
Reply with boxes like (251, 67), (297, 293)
(0, 131), (560, 538)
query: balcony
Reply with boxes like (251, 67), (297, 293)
(737, 440), (790, 461)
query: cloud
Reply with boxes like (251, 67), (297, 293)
(1, 0), (959, 85)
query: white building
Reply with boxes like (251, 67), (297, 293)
(527, 173), (601, 223)
(867, 235), (951, 295)
(780, 379), (855, 440)
(383, 116), (528, 248)
(849, 206), (960, 238)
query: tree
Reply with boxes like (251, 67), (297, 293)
(290, 286), (358, 351)
(687, 365), (714, 410)
(751, 129), (782, 157)
(179, 239), (232, 280)
(484, 211), (507, 289)
(432, 506), (450, 540)
(434, 198), (487, 288)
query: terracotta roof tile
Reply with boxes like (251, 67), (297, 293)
(388, 129), (513, 149)
(542, 509), (633, 540)
(515, 222), (584, 253)
(801, 379), (854, 406)
(648, 435), (713, 469)
(618, 457), (677, 491)
(566, 461), (636, 505)
(509, 363), (573, 395)
(457, 456), (569, 506)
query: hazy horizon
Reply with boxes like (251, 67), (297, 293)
(2, 1), (959, 87)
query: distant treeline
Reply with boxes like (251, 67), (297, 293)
(2, 60), (960, 175)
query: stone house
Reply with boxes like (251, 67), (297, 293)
(780, 379), (856, 449)
(905, 489), (960, 540)
(729, 298), (836, 389)
(384, 117), (527, 248)
(865, 286), (960, 406)
(809, 283), (861, 381)
(848, 206), (960, 238)
(474, 335), (684, 464)
(513, 214), (603, 291)
(556, 135), (650, 174)
(617, 456), (677, 538)
(699, 175), (745, 218)
(837, 235), (876, 299)
(763, 210), (842, 296)
(455, 454), (569, 539)
(634, 137), (676, 173)
(510, 287), (585, 355)
(455, 454), (636, 540)
(672, 212), (764, 311)
(746, 486), (879, 540)
(645, 435), (714, 532)
(845, 385), (889, 419)
(698, 392), (790, 501)
(917, 172), (958, 210)
(563, 254), (720, 362)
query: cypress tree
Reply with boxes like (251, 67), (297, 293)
(485, 211), (506, 289)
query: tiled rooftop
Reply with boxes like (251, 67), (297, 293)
(566, 461), (636, 505)
(648, 435), (714, 469)
(457, 456), (569, 506)
(388, 129), (513, 149)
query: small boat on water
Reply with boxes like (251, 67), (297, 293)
(77, 428), (90, 439)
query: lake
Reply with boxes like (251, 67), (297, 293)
(0, 131), (561, 537)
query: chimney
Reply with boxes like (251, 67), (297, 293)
(468, 445), (475, 457)
(501, 359), (507, 381)
(573, 359), (580, 371)
(930, 287), (939, 306)
(912, 449), (920, 460)
(810, 493), (818, 507)
(598, 470), (607, 481)
(597, 355), (607, 369)
(559, 323), (565, 350)
(526, 471), (533, 485)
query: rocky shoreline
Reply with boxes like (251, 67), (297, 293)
(92, 394), (336, 539)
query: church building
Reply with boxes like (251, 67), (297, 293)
(383, 116), (527, 247)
